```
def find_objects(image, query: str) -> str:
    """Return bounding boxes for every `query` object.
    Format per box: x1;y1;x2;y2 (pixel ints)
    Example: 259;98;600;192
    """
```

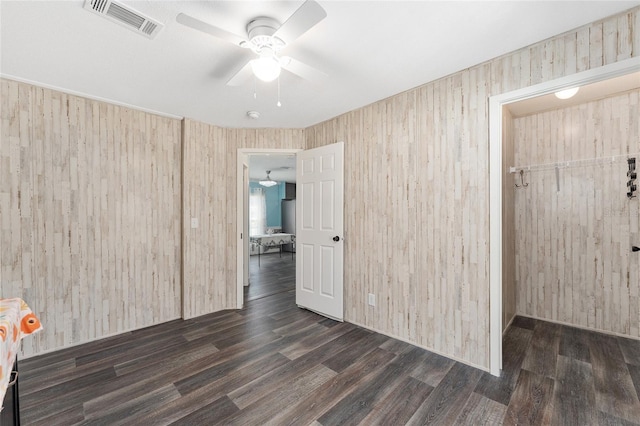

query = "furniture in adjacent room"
250;233;295;266
281;199;296;253
284;183;296;200
1;299;43;426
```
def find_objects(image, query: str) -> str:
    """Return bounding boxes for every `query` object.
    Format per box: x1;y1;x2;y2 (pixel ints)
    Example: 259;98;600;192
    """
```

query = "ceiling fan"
176;0;327;86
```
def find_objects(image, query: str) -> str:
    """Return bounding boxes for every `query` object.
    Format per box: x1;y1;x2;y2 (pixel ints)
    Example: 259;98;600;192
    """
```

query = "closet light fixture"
259;170;278;187
554;87;580;99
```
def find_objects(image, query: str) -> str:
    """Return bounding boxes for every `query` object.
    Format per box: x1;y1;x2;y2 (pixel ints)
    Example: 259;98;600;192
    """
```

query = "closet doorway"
488;57;640;376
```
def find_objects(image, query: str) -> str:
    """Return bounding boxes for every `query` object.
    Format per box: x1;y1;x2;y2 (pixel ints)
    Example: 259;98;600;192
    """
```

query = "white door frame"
236;148;303;309
243;163;250;287
488;56;640;376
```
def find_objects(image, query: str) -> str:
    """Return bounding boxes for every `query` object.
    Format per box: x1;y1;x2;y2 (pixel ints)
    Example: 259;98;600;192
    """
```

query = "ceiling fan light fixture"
554;87;580;99
176;1;327;87
259;180;278;187
259;170;278;187
251;56;281;82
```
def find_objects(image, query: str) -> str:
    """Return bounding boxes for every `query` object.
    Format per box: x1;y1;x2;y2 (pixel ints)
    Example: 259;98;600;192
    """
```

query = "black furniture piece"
1;357;20;426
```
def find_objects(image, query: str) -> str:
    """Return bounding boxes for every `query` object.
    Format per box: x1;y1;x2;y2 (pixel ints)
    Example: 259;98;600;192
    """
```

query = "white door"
296;142;344;321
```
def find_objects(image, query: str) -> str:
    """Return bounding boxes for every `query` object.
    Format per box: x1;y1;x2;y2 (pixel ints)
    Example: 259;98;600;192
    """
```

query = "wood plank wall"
181;120;305;319
514;88;640;338
181;120;229;319
0;79;182;357
305;7;639;369
502;108;516;331
2;7;638;368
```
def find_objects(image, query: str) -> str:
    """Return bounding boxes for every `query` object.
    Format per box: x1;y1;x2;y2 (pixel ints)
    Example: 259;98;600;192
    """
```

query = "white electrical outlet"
191;217;199;229
368;293;376;306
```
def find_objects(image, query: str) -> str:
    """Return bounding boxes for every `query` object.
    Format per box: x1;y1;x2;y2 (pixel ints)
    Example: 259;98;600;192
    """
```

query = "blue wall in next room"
250;181;285;228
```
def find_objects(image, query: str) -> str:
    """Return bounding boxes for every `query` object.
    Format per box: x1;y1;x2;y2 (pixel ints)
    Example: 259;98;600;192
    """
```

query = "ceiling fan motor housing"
175;0;327;85
246;17;285;52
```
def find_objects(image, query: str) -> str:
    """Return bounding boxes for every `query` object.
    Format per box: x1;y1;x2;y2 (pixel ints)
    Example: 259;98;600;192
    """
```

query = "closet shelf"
510;152;640;174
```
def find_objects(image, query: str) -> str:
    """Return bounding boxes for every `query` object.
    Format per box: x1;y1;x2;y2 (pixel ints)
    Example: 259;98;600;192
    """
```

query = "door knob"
333;236;340;242
633;246;640;252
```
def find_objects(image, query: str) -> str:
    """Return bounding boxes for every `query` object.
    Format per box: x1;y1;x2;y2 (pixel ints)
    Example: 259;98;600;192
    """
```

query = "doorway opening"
488;57;640;376
236;148;301;309
236;142;345;321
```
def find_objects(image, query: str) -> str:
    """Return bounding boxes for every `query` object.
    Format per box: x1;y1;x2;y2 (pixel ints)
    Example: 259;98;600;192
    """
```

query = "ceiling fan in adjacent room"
176;0;327;87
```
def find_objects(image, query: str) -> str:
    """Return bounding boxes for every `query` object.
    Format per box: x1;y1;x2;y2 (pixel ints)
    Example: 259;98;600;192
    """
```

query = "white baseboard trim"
514;312;640;341
347;318;490;374
19;315;183;359
503;313;517;336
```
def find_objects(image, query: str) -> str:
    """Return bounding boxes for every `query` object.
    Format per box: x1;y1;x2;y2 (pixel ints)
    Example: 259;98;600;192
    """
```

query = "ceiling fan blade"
273;0;327;45
280;57;327;82
226;61;254;86
176;13;247;47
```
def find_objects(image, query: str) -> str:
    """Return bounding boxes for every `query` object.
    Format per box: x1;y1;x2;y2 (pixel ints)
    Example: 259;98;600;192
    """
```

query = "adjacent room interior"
245;154;297;302
1;1;640;424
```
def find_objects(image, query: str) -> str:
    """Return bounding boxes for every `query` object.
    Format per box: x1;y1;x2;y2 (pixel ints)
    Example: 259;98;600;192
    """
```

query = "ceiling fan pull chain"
277;75;282;107
253;76;257;100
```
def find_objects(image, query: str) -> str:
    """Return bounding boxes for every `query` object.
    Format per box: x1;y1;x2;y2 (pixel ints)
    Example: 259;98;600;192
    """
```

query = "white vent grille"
84;0;163;39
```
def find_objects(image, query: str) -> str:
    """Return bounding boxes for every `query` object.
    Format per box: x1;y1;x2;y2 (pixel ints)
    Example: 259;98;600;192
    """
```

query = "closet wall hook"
628;157;637;199
515;170;529;188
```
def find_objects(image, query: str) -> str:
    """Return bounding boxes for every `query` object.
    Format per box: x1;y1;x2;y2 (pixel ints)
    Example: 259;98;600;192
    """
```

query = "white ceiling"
507;72;640;117
2;1;638;129
249;154;296;183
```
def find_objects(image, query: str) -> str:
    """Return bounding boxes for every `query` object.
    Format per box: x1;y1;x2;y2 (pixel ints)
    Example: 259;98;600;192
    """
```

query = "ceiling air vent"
84;0;163;39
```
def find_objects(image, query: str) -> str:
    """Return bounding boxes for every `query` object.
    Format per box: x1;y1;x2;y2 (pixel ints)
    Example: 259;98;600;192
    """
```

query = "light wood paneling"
0;79;182;357
514;89;640;338
181;120;229;319
305;7;638;369
181;122;305;319
3;7;638;368
503;108;517;331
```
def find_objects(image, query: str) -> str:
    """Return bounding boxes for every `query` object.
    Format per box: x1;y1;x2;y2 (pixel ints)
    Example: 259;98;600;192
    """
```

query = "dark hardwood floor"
244;251;296;302
16;257;640;425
